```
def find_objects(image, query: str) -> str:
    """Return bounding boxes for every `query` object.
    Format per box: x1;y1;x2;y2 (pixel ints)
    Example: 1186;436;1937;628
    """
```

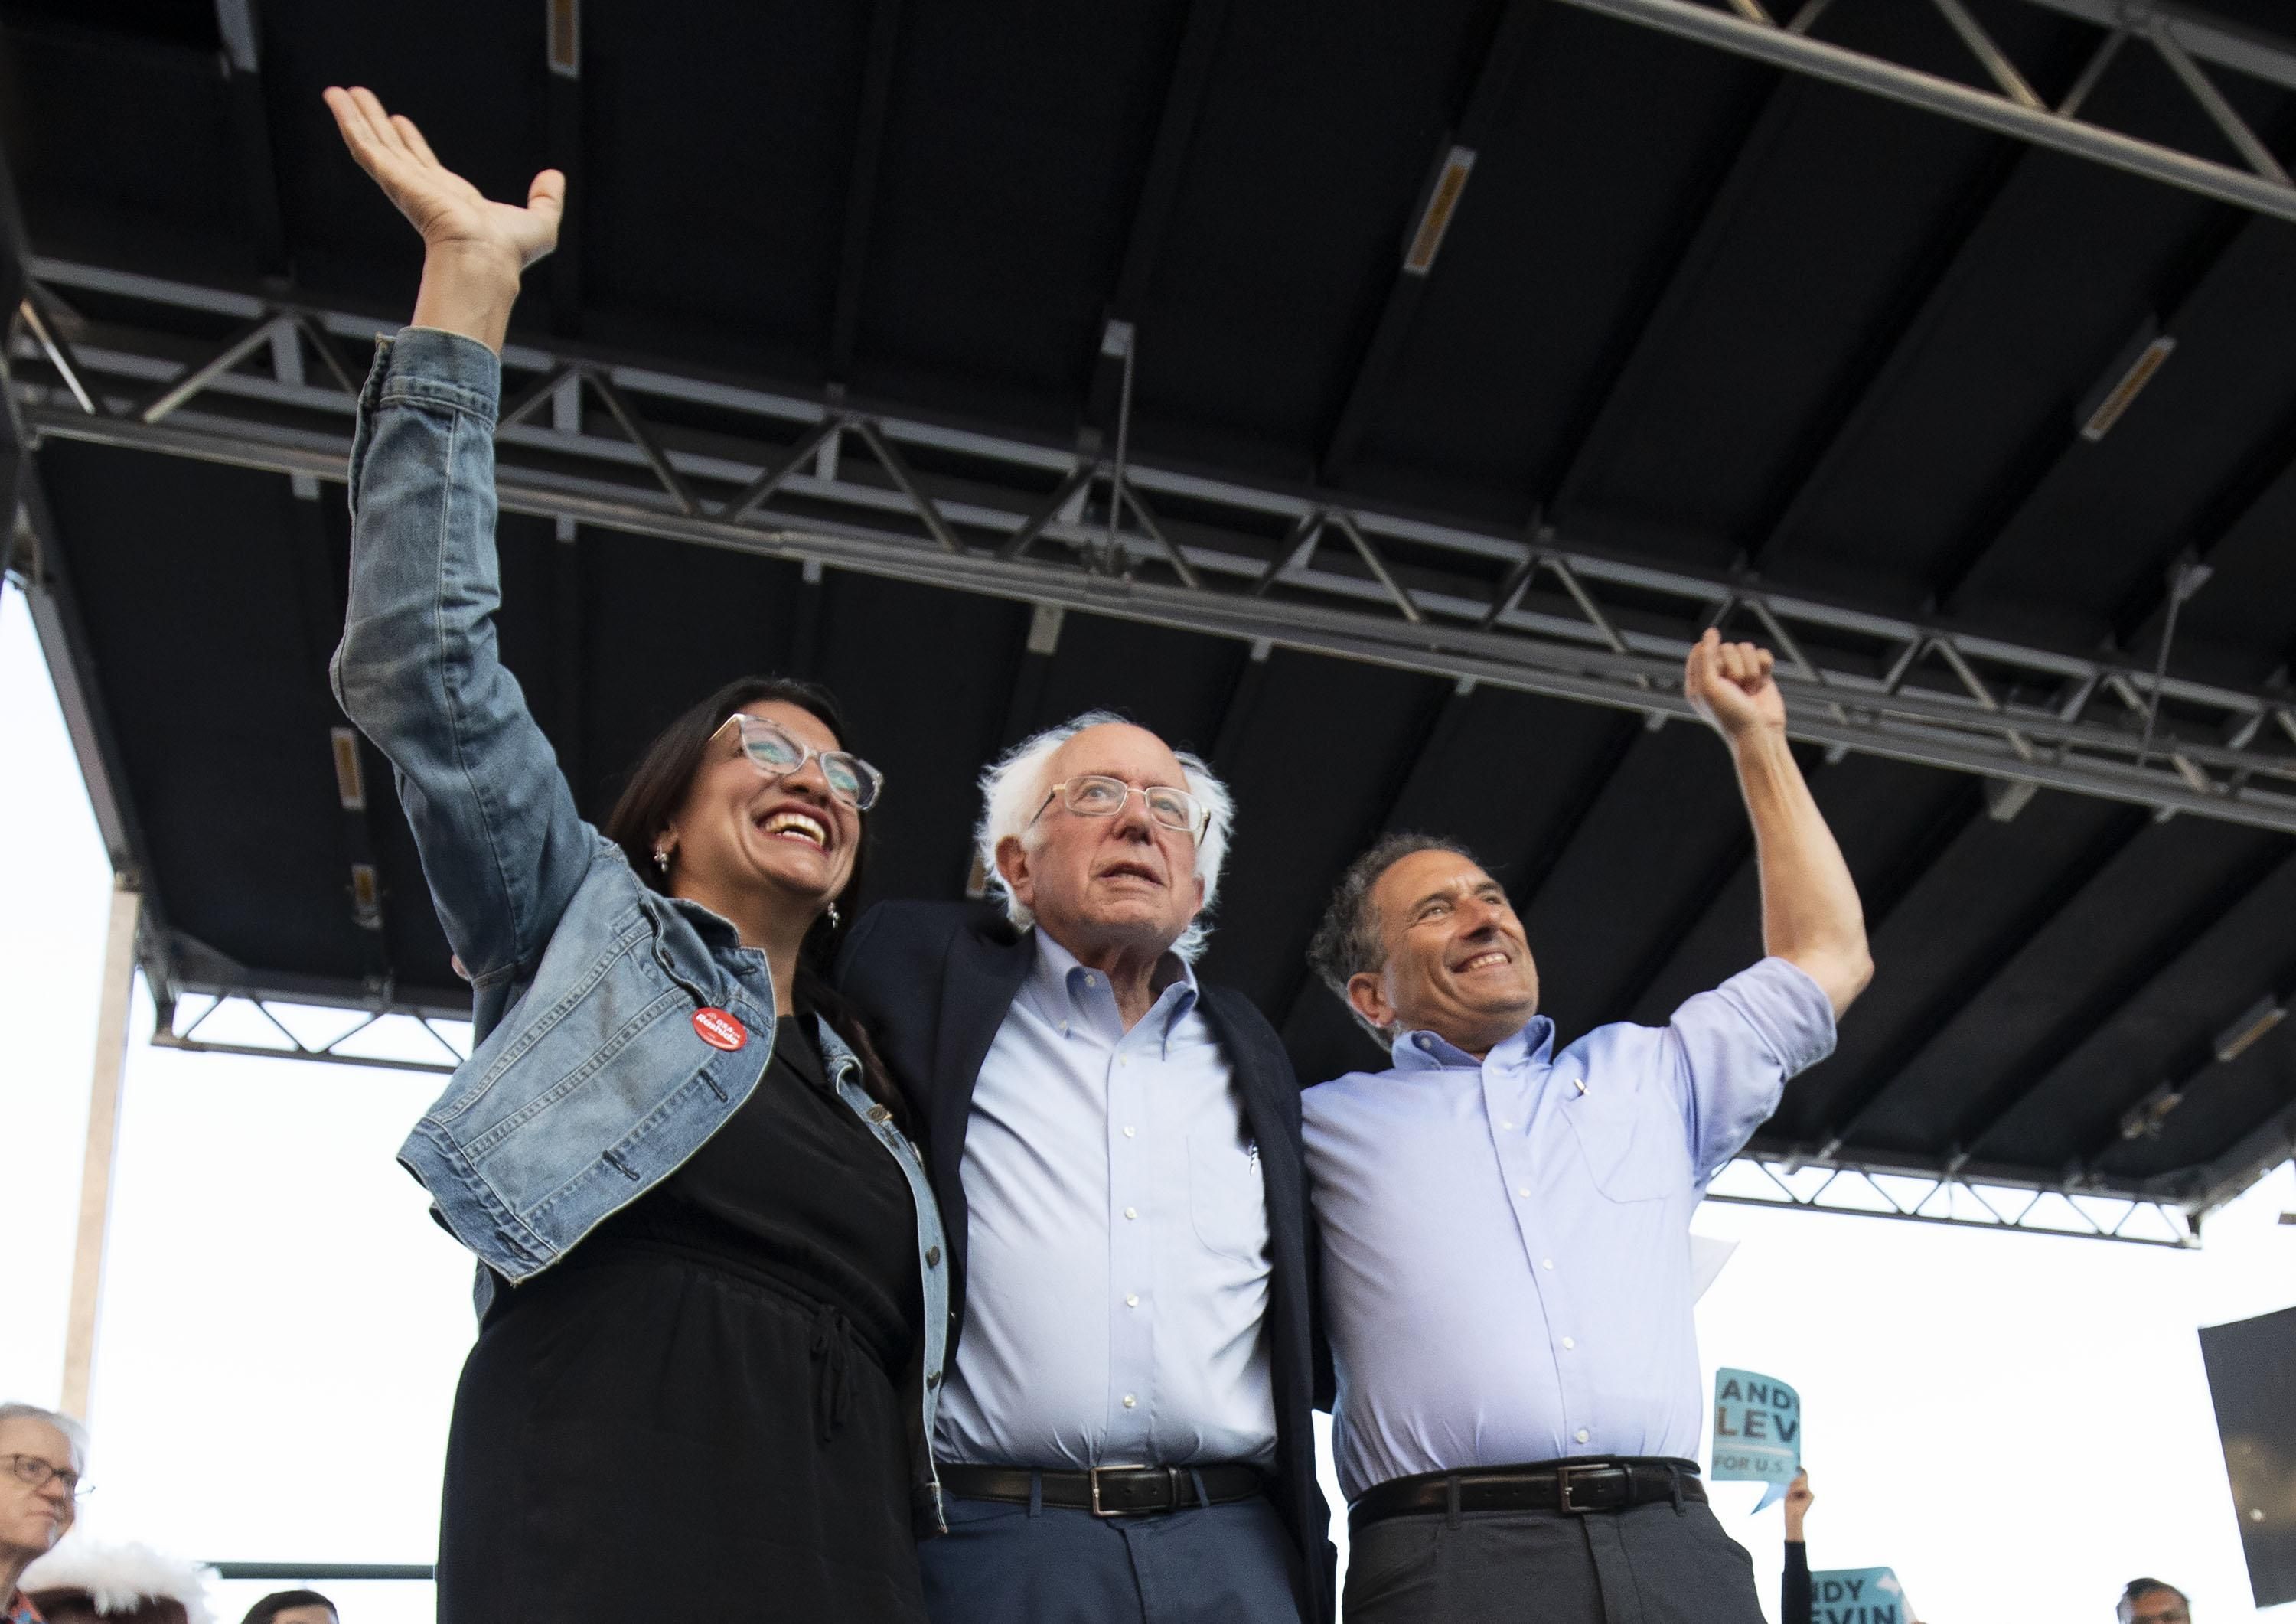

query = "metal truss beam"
1706;1154;2197;1246
152;990;469;1076
137;985;2212;1242
13;256;2296;838
1555;0;2296;223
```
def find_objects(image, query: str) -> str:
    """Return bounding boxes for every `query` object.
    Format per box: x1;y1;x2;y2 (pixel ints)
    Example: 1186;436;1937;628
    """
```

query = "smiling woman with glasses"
322;86;947;1624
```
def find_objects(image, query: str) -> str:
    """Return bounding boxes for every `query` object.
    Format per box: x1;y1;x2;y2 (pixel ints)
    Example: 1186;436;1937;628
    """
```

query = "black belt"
1351;1458;1705;1534
938;1462;1267;1518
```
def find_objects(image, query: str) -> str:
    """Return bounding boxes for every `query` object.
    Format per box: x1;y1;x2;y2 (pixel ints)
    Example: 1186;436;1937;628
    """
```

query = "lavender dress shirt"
1303;957;1835;1503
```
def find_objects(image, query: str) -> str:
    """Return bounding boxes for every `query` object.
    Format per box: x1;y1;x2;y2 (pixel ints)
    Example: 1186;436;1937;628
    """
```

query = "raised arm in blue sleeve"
1665;956;1838;1182
329;327;596;997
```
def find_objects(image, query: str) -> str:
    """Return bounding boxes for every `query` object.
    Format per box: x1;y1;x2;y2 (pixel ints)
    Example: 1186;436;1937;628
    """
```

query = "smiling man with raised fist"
1301;629;1874;1624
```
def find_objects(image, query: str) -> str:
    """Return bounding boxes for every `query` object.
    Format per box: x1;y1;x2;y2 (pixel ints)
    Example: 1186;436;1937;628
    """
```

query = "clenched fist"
1684;627;1786;743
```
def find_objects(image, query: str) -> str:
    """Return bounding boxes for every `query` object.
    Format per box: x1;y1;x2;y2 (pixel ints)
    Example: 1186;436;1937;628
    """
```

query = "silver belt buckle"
1088;1463;1127;1518
1557;1462;1606;1515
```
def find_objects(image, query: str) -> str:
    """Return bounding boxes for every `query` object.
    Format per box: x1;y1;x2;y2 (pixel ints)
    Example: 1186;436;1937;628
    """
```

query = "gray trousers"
919;1484;1303;1624
1342;1498;1763;1624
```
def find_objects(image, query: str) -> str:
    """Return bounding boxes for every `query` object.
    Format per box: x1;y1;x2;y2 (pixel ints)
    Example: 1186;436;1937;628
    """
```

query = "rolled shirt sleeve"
1665;956;1838;1182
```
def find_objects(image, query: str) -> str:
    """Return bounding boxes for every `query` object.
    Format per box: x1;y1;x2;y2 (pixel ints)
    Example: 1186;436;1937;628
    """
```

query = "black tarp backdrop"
2199;1303;2296;1609
3;0;2296;1217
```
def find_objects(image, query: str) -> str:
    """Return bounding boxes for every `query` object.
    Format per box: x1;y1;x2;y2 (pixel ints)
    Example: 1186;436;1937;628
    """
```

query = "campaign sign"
1809;1567;1913;1624
1711;1367;1799;1509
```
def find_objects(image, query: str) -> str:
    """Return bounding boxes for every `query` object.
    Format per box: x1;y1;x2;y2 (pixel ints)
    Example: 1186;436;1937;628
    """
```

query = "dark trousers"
1342;1498;1763;1624
919;1482;1303;1624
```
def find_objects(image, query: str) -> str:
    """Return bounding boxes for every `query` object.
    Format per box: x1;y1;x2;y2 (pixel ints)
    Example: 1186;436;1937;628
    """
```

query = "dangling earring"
827;902;842;929
653;845;671;874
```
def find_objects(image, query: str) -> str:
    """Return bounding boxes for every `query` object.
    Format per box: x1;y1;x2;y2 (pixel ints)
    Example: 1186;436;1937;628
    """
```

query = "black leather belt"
939;1462;1267;1518
1351;1458;1705;1534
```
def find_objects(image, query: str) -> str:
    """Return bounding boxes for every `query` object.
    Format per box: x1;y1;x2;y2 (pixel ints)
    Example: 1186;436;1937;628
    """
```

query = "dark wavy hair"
602;676;906;1130
1307;833;1482;1041
240;1595;336;1624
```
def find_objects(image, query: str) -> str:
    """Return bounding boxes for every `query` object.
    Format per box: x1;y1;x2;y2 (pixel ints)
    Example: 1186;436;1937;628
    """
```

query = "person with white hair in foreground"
839;713;1332;1624
2;1403;88;1623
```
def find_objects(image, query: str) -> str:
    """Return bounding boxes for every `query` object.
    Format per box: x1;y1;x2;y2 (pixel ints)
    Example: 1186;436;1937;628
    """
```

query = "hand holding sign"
1711;1367;1800;1512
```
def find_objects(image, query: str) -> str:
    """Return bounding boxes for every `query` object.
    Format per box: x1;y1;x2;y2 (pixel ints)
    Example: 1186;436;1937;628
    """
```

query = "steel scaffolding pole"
60;879;140;1422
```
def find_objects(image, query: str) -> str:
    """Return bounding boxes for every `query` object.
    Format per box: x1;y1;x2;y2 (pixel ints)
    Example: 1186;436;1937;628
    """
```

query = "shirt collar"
1031;928;1200;1031
1391;1013;1555;1072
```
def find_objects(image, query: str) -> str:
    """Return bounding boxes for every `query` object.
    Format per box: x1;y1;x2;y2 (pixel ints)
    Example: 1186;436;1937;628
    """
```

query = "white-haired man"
840;713;1331;1624
2;1404;87;1623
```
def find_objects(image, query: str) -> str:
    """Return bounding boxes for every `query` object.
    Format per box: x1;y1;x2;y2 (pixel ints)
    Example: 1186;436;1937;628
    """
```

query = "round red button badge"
692;1007;748;1051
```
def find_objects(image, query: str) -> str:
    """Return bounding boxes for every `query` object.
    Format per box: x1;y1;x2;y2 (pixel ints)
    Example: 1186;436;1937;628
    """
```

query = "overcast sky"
3;584;2290;1624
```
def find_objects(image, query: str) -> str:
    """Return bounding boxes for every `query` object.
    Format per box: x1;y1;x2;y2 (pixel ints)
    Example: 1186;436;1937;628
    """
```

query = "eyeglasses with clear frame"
1032;774;1208;840
712;715;885;810
5;1455;90;1500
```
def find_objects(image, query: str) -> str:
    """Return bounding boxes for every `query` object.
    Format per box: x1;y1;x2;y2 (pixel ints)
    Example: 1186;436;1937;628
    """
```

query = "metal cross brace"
11;258;2296;836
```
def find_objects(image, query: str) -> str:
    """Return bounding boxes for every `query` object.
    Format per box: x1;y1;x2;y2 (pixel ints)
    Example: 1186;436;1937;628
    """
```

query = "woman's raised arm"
325;89;595;1005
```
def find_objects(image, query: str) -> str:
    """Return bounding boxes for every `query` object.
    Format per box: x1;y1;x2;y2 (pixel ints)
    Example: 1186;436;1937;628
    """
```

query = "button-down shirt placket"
1087;963;1179;1459
1480;1055;1590;1449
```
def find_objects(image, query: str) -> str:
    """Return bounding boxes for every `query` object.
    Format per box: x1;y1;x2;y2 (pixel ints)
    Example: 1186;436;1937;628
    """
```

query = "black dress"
435;1016;927;1623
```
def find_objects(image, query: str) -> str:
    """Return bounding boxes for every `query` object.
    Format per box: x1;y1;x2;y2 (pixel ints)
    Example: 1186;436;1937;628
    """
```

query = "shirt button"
866;1104;891;1123
1576;1428;1590;1444
1124;1206;1138;1220
1117;1055;1130;1068
1123;1394;1137;1409
1518;1186;1531;1198
925;1247;941;1267
928;1370;942;1388
1417;1035;1433;1049
1561;1336;1576;1350
1084;973;1097;986
1541;1258;1554;1270
1499;1119;1515;1130
1059;1022;1070;1036
1124;1126;1137;1137
1126;1294;1140;1308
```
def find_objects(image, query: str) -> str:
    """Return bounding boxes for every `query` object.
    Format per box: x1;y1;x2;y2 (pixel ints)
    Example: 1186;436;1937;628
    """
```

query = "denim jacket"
330;327;947;1529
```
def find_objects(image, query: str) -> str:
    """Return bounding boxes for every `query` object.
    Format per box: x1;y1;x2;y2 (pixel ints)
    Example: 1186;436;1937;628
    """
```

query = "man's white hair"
0;1401;89;1473
974;709;1235;962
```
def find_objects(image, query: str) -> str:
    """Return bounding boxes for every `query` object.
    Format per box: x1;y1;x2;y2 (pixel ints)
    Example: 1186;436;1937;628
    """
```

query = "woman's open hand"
323;86;564;351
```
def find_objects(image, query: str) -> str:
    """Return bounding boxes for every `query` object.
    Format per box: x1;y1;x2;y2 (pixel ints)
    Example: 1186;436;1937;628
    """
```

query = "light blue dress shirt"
1302;957;1835;1504
934;931;1280;1469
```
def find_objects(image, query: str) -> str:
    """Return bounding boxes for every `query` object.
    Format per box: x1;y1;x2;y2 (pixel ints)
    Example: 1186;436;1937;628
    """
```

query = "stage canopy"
4;0;2295;1240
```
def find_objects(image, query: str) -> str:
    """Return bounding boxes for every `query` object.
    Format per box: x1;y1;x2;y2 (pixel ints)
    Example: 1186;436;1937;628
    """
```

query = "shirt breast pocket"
1558;1082;1681;1204
1187;1131;1270;1265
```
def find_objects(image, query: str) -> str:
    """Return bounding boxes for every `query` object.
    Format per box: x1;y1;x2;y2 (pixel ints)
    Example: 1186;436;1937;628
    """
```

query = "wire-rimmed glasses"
1033;774;1208;840
5;1455;91;1500
713;715;885;810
